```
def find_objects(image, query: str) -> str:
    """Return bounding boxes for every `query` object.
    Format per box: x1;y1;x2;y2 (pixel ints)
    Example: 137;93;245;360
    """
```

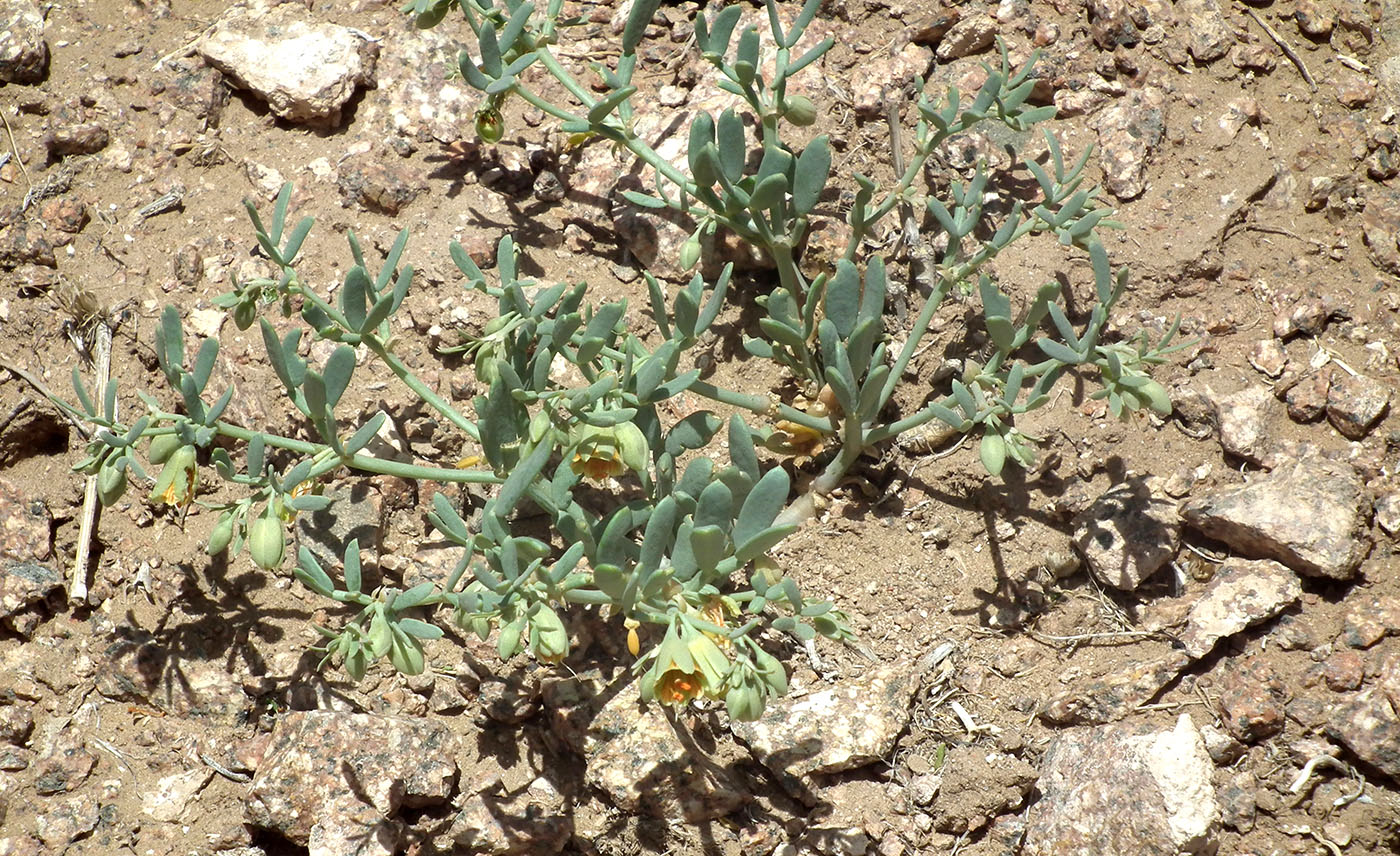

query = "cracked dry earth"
2;0;1400;854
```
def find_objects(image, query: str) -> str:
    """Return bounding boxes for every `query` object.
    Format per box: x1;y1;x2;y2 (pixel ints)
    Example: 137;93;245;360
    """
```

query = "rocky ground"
1;0;1400;854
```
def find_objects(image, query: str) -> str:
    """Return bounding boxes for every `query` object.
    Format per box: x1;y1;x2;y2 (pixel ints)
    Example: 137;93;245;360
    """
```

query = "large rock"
1326;683;1400;782
1177;559;1301;659
1040;653;1190;726
246;712;459;856
445;777;571;856
1093;87;1166;199
1072;478;1180;591
1180;460;1371;579
545;672;746;821
730;664;918;793
0;0;46;83
199;9;378;125
1024;715;1219;856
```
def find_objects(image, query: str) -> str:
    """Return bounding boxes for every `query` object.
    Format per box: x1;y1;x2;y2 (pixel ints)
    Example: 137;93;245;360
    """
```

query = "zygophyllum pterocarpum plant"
64;0;1181;720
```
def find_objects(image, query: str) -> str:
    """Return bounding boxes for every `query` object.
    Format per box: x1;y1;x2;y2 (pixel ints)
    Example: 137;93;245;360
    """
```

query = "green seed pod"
247;514;286;570
679;237;702;271
97;461;127;506
343;639;369;681
388;627;426;675
232;299;257;331
476;107;505;144
529;605;570;664
368;611;393;659
1138;379;1173;417
783;95;817;127
147;434;183;466
979;431;1007;476
725;679;765;721
206;511;236;556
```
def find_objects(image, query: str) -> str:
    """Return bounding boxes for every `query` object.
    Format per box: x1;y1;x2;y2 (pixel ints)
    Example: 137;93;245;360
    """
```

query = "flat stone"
42;122;108;157
0;562;61;634
445;777;571;856
854;42;933;117
1214;656;1286;742
1040;652;1190;726
1093;87;1166;200
246;711;458;856
1085;0;1147;49
1340;596;1400;648
1072;479;1181;591
1326;685;1400;782
928;747;1037;834
1282;367;1331;422
1247;340;1287;377
96;630;247;723
731;665;918;786
198;8;378;125
1216;770;1257;832
1180;459;1371;579
1361;188;1400;277
1326;372;1390;439
142;767;214;823
336;154;425;215
33;725;96;795
35;793;99;850
1024;714;1219;856
1177;559;1301;659
1376;494;1400;537
0;0;47;83
545;672;745;821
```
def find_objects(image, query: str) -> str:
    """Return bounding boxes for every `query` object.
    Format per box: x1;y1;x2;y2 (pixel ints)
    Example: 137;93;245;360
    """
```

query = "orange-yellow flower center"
571;450;625;481
657;669;703;704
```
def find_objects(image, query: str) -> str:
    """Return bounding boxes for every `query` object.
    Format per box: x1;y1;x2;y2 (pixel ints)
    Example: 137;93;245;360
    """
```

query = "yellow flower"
571;447;626;481
641;621;731;707
148;445;197;509
655;668;705;705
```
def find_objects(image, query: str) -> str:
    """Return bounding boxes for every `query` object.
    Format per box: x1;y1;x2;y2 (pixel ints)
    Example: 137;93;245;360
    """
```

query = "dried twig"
71;321;112;605
0;109;30;192
1242;6;1316;91
0;358;91;438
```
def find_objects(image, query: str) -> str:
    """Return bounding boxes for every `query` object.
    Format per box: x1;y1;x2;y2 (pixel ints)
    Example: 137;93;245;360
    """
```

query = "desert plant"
65;0;1179;720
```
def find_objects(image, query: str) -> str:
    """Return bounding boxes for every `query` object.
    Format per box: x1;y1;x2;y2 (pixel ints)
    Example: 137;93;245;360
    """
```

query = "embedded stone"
1326;685;1400;781
935;13;997;60
1247;339;1286;377
1214;657;1286;742
1205;385;1274;463
1093;87;1166;199
1180;460;1370;579
1040;653;1190;726
1181;0;1232;62
1178;559;1300;659
0;0;47;83
1325;372;1390;439
445;777;571;856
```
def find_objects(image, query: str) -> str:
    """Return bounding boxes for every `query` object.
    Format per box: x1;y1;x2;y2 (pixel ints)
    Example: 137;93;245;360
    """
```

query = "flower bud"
529;605;570;664
248;513;286;570
97;462;127;506
206;511;235;556
680;237;701;271
476;107;505;143
147;434;182;466
388;627;425;675
1138;379;1173;417
783;95;817;127
979;431;1007;476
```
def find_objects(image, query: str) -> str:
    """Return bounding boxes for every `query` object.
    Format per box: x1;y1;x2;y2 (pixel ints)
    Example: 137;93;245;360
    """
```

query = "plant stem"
363;336;480;442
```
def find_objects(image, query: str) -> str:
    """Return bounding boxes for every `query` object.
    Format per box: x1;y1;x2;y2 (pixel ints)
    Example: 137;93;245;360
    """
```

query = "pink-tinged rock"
1341;596;1400;648
1024;715;1219;856
1085;0;1148;49
1294;0;1334;37
1323;650;1365;692
246;712;458;856
1280;366;1331;422
0;0;47;83
445;777;571;855
1177;559;1300;659
199;9;378;126
370;18;477;144
1180;459;1371;579
0;477;51;562
732;665;918;785
1093;87;1166;199
1072;479;1181;591
1326;372;1390;439
96;630;248;723
34;794;99;850
1376;494;1400;537
1335;70;1376;108
1326;685;1400;782
1214;657;1286;742
854;42;933;117
0;562;61;636
1361;188;1400;276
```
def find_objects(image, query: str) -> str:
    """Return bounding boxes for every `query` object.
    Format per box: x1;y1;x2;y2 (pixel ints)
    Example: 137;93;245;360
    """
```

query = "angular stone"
1323;649;1365;692
1361;188;1400;277
1093;87;1166;200
1181;460;1371;579
445;777;571;856
1024;715;1219;856
731;665;918;785
1214;657;1286;742
142;767;214;823
929;746;1037;834
1177;559;1301;659
336;155;425;215
935;14;997;60
1294;0;1334;37
42;122;108;157
1247;339;1286;377
1282;367;1331;422
1072;479;1181;591
246;712;458;856
0;0;47;83
0;561;61;632
35;794;99;850
369;18;478;144
1376;494;1400;537
1181;0;1232;62
1205;385;1273;463
1326;686;1400;781
1341;596;1400;648
546;673;745;821
1086;0;1146;49
1040;653;1190;726
1326;372;1390;439
198;9;378;125
33;725;96;795
853;43;932;118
